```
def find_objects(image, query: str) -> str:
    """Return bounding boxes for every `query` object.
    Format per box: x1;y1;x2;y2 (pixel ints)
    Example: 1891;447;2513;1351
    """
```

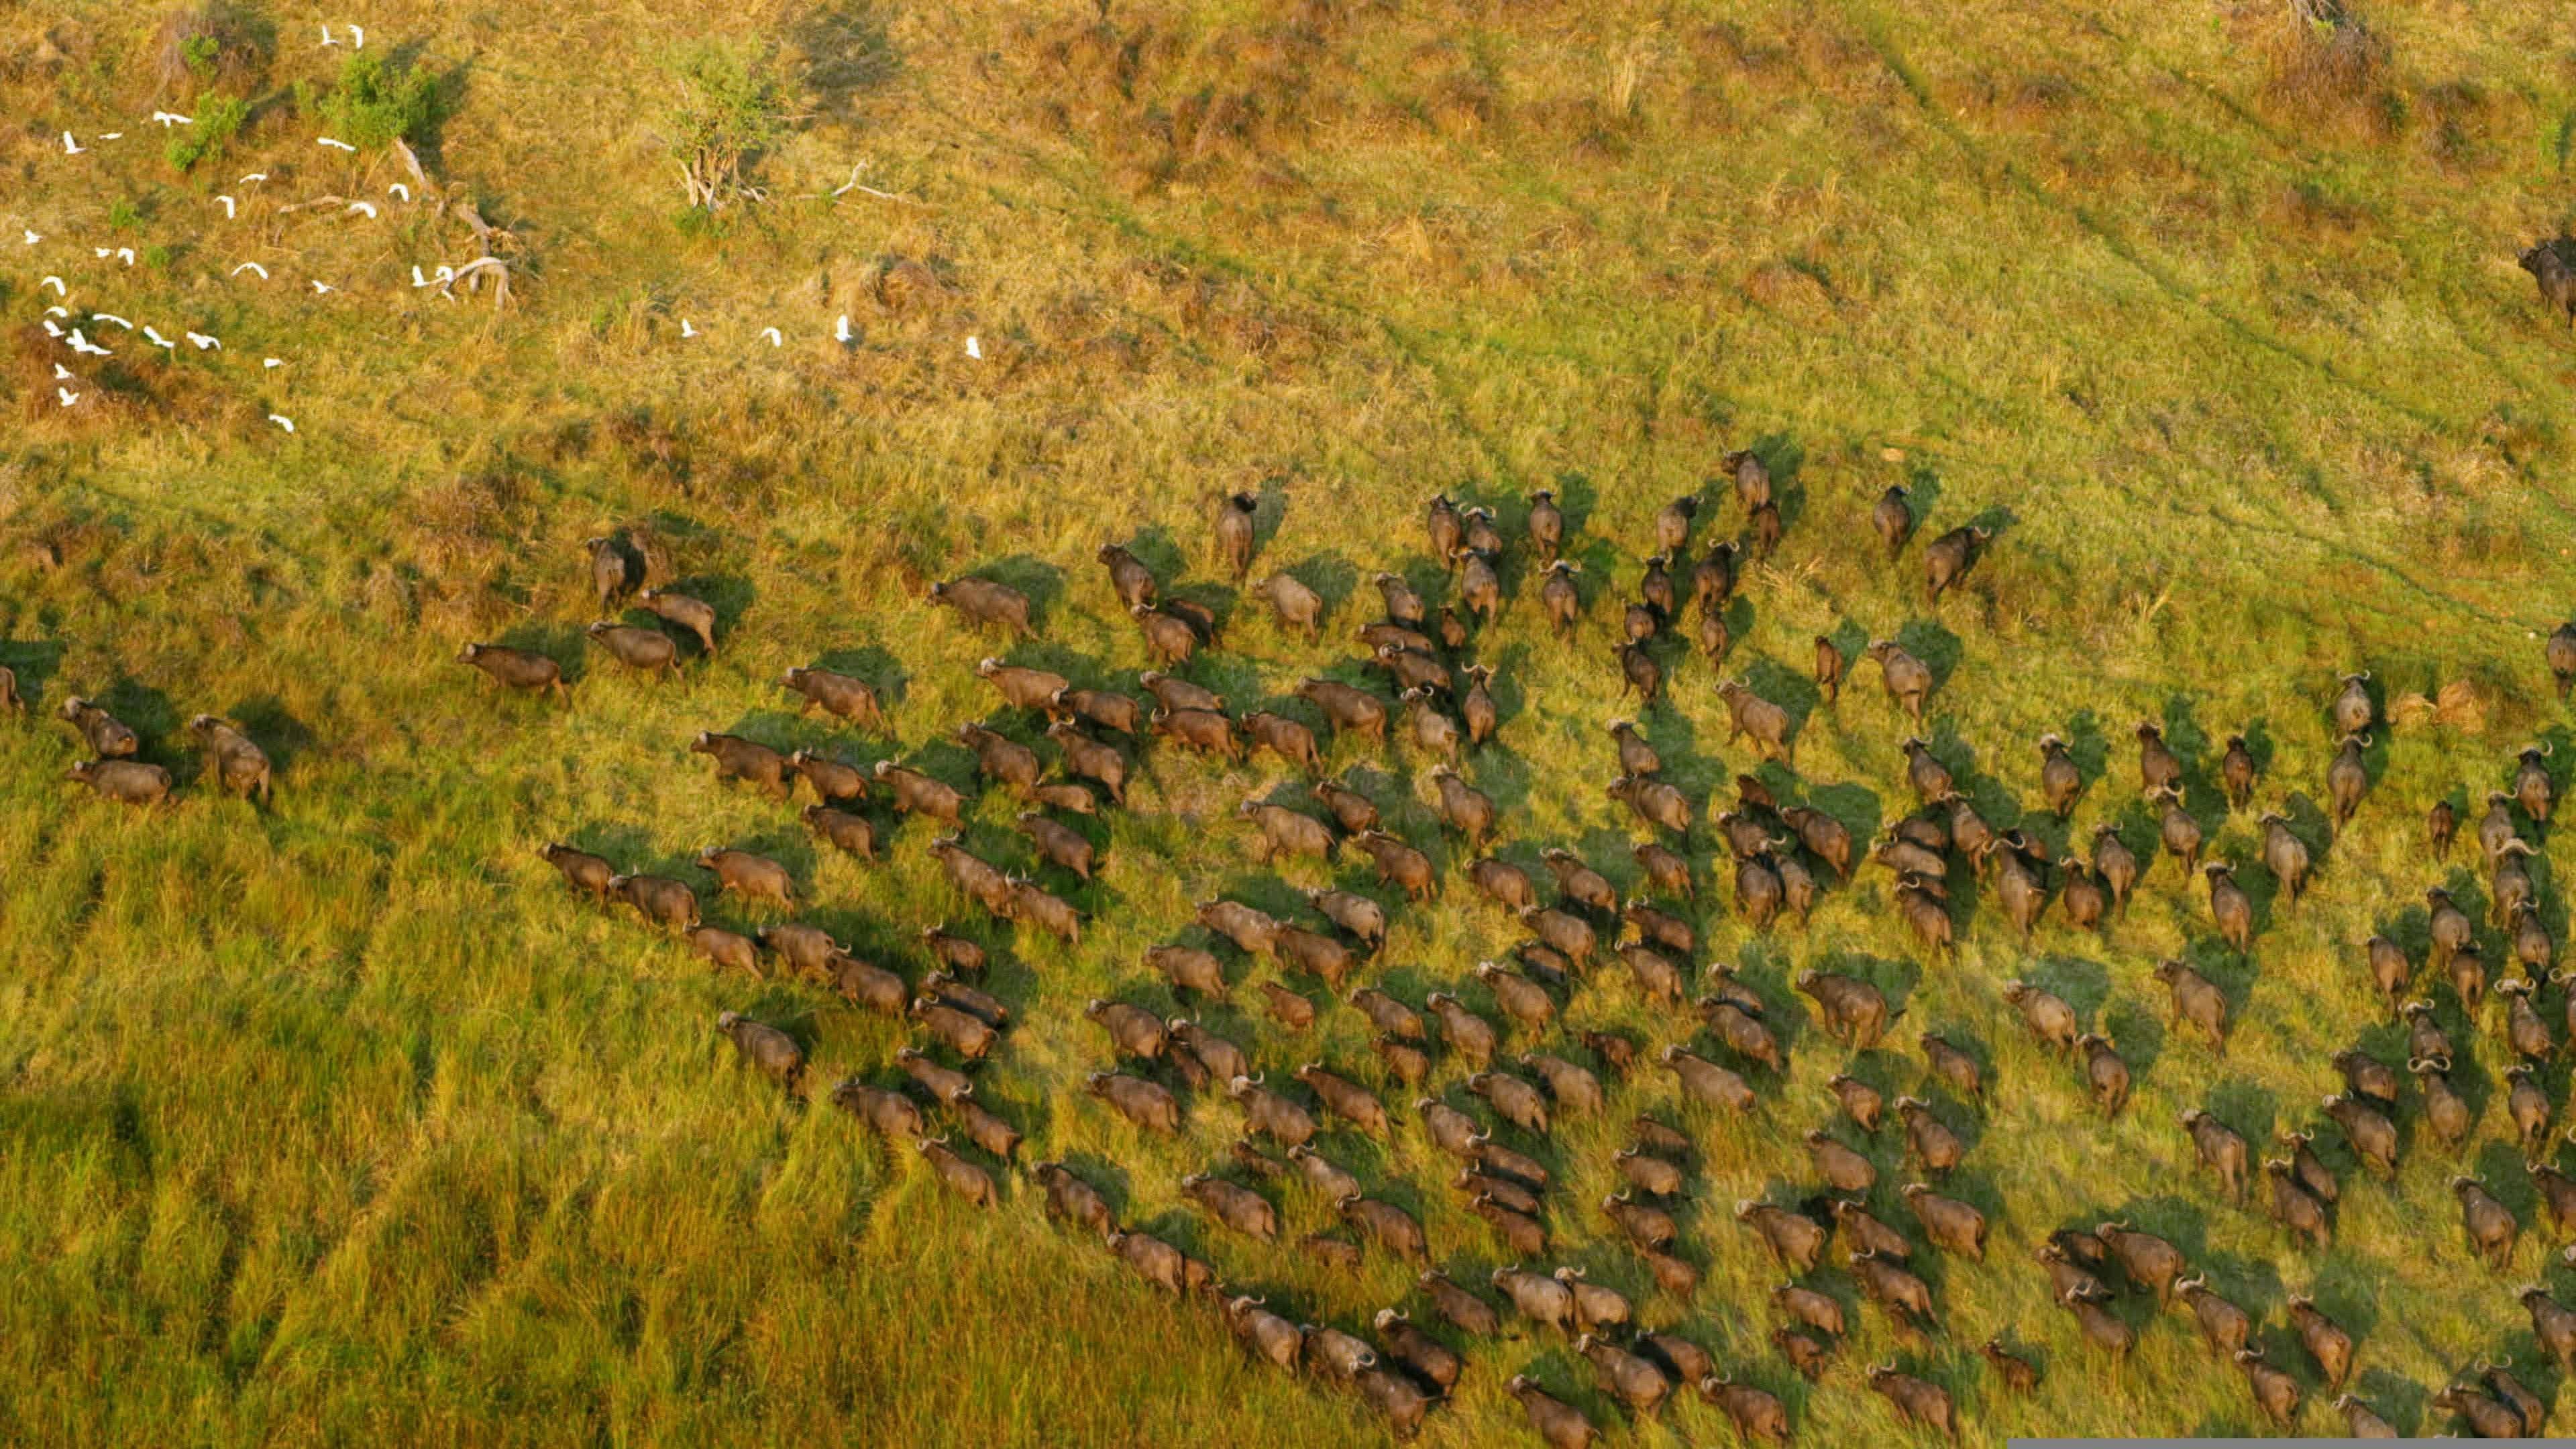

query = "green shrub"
309;52;439;150
659;41;786;213
164;94;248;172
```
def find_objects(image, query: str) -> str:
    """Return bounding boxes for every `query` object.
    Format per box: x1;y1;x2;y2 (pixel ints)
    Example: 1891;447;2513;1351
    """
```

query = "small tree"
299;51;439;150
660;42;787;211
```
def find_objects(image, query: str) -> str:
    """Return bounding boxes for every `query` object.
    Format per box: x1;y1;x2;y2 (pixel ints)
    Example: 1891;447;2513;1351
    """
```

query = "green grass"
6;0;2576;1442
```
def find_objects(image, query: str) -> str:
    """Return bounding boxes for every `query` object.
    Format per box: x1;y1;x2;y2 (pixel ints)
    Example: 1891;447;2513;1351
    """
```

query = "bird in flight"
58;387;78;408
41;319;61;337
238;172;268;184
21;229;39;245
761;327;784;347
144;325;176;350
217;195;235;219
40;275;66;294
317;137;358;152
318;23;338;44
965;335;983;360
67;329;110;357
347;201;378;218
268;414;296;433
264;358;284;369
152;111;193;127
61;132;84;155
349;24;366;47
836;315;853;343
681;319;700;338
231;261;269;280
311;280;335;294
53;364;72;380
388;182;411;202
186;331;221;350
90;312;133;329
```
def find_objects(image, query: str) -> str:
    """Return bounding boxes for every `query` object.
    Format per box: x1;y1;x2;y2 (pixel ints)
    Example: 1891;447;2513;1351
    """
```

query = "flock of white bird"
24;21;980;440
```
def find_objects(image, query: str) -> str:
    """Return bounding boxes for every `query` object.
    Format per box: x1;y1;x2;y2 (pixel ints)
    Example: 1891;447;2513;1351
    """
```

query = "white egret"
264;358;284;368
965;335;983;360
268;414;295;432
91;313;132;329
54;364;72;380
411;265;427;287
99;133;122;141
346;200;377;218
760;327;783;346
58;387;78;407
217;195;235;219
40;275;66;294
44;305;68;318
317;137;357;152
42;319;60;337
114;248;134;266
61;132;84;155
237;172;268;184
680;319;700;338
388;182;411;201
186;331;221;350
152;111;194;127
68;329;109;356
144;326;175;350
835;314;853;343
231;261;268;279
318;22;337;44
349;24;366;47
311;279;335;294
21;229;38;245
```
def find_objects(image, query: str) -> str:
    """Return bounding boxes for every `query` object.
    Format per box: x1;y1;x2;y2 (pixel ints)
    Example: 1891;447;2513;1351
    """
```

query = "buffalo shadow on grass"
811;643;909;708
2354;1365;2428;1434
0;638;65;712
495;621;588;686
1744;431;1807;529
971;555;1067;627
2204;1077;2279;1146
224;694;317;775
661;572;756;648
2023;955;2111;1030
2061;706;2112;798
1740;655;1822;747
1888;619;1964;697
2100;996;2165;1082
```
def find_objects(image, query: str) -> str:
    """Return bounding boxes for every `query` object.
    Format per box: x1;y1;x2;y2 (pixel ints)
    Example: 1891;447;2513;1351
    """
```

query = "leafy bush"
659;42;787;212
164;94;248;172
303;52;439;150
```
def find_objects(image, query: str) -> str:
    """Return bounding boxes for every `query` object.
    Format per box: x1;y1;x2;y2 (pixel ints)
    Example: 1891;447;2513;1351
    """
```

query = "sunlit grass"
5;0;2576;1441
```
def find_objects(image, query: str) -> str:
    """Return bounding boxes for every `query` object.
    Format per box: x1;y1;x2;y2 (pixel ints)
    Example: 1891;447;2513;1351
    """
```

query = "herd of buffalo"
31;458;2576;1442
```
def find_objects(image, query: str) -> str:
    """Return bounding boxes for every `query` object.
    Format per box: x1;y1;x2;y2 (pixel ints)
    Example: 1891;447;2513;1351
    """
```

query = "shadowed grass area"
6;0;2576;1442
